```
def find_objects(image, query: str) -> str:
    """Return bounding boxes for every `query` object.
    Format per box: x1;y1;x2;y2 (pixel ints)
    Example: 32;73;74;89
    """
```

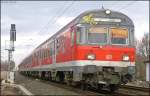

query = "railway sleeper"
19;70;121;92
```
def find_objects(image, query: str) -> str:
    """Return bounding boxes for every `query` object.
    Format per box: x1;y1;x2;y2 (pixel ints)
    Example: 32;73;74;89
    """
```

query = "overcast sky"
1;1;149;66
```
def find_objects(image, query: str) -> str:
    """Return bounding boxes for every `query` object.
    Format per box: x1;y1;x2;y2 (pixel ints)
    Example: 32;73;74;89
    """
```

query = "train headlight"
87;54;95;60
123;55;129;61
105;9;111;15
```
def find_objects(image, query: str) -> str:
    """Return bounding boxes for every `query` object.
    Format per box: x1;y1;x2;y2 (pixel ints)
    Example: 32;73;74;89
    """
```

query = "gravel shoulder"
1;84;23;95
14;72;79;95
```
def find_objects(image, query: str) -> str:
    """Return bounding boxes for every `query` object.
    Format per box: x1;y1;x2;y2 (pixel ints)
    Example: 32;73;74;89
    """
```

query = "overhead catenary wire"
38;1;139;37
38;1;75;36
38;1;68;34
118;1;137;11
54;1;76;24
31;1;75;52
109;1;120;9
48;1;75;28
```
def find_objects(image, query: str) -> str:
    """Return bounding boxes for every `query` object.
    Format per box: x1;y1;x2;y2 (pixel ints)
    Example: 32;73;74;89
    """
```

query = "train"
18;9;135;92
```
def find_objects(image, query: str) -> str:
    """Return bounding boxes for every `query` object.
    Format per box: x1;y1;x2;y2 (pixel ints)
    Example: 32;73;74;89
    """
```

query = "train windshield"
76;26;129;45
76;26;107;45
88;27;107;44
110;28;128;44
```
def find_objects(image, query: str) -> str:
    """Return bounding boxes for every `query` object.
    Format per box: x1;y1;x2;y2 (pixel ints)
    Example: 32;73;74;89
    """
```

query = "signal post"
5;24;16;83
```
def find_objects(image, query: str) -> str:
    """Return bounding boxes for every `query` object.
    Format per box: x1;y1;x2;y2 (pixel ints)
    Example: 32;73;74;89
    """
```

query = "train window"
45;50;47;58
42;50;44;58
111;28;128;44
43;50;45;58
76;27;87;44
45;50;46;58
36;52;38;58
76;27;81;43
50;43;53;56
46;50;47;58
40;50;42;59
40;50;41;58
47;49;49;57
37;51;39;58
41;50;43;59
47;50;49;57
42;50;43;58
50;49;52;56
34;53;36;58
49;41;54;56
41;50;42;58
44;50;46;58
88;27;107;44
71;31;74;46
62;42;65;53
56;39;59;54
38;50;40;58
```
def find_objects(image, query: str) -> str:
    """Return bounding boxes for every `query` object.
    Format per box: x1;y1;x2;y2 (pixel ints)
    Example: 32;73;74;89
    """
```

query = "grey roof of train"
20;9;134;63
35;9;134;49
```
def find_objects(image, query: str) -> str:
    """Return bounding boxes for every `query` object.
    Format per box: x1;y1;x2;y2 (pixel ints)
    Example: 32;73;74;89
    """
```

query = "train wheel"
71;82;79;87
48;72;52;81
66;80;72;86
109;84;119;92
64;71;73;85
41;71;45;80
98;84;104;90
80;80;88;90
38;72;42;79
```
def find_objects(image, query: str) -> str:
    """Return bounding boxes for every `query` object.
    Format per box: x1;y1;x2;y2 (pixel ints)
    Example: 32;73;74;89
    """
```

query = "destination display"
89;27;107;33
94;18;121;22
111;28;128;38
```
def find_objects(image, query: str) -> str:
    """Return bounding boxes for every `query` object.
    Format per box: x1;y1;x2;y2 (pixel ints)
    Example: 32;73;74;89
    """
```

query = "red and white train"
18;9;135;91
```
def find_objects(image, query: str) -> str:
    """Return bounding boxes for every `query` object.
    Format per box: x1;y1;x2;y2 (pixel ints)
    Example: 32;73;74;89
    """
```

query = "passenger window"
71;30;74;46
111;28;128;44
50;48;52;56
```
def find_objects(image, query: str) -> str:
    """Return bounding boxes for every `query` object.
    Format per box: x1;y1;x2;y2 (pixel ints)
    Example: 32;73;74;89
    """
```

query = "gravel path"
1;85;23;95
14;72;79;95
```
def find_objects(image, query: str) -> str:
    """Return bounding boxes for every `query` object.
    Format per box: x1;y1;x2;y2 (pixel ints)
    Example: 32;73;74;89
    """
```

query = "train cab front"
74;26;135;91
73;13;135;91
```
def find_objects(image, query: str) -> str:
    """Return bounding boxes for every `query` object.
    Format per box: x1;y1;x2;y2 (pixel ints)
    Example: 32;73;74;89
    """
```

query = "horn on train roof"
101;5;104;9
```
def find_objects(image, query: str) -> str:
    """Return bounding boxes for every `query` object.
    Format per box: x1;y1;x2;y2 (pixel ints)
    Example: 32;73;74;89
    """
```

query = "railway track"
16;72;149;95
121;85;149;92
15;72;105;95
38;79;105;96
20;75;117;95
39;78;150;96
118;85;150;95
33;77;150;96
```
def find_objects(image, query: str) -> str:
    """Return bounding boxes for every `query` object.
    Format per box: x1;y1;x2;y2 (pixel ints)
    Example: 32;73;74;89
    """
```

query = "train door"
35;52;39;66
52;40;56;64
32;55;34;67
71;26;75;60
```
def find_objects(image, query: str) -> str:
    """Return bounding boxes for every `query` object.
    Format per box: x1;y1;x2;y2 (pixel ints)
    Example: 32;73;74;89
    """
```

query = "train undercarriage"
20;65;134;92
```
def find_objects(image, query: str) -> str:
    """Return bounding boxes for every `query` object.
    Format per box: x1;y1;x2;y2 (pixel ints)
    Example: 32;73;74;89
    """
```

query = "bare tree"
135;32;149;80
136;33;149;59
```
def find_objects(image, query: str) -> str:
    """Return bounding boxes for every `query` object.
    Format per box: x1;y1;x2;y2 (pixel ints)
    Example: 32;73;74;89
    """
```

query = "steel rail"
120;85;150;92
